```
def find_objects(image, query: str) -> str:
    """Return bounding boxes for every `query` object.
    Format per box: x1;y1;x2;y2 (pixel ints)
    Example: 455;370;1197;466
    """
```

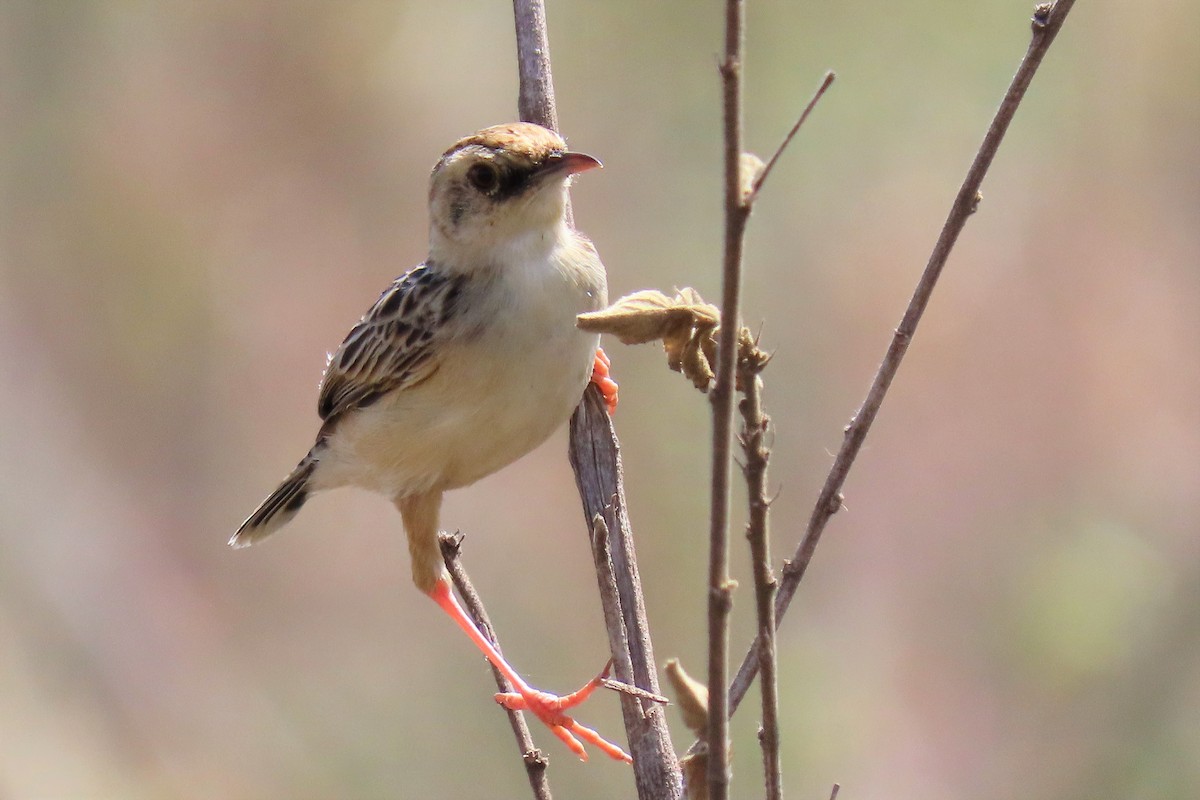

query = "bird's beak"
540;151;603;178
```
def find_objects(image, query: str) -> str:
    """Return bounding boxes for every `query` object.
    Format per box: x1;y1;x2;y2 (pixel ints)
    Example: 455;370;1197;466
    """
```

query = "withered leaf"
578;287;768;394
663;658;709;737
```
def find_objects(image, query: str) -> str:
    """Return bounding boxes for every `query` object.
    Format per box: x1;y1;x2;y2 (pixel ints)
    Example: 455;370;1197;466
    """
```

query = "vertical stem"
724;0;1081;719
709;1;748;798
511;0;560;130
511;1;681;796
511;0;574;226
739;373;782;800
569;389;682;799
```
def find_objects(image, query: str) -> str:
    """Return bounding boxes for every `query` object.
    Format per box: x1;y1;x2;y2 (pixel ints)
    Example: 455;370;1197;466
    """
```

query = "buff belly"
314;325;598;498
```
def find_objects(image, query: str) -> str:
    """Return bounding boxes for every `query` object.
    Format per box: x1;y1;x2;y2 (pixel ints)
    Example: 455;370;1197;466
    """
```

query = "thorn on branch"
438;530;465;559
756;724;779;749
710;580;737;613
601;676;670;706
1032;2;1053;28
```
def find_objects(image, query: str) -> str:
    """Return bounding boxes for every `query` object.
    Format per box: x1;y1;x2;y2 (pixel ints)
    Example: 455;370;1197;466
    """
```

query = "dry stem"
570;389;681;798
439;533;552;800
726;0;1081;716
504;2;680;796
747;71;835;205
707;1;749;798
738;367;782;800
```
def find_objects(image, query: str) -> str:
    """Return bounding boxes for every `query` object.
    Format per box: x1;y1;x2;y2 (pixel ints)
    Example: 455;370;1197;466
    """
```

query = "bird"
231;122;627;763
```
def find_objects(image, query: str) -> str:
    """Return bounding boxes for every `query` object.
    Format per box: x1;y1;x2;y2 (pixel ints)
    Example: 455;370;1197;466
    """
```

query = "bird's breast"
319;237;605;497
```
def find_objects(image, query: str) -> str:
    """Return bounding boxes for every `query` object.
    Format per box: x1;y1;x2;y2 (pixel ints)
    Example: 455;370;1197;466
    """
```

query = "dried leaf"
578;288;723;391
679;335;713;390
577;290;692;345
664;658;709;736
577;287;770;393
680;748;709;800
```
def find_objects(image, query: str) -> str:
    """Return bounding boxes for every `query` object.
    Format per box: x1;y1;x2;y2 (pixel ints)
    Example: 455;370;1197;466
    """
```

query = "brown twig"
511;0;560;133
511;4;680;796
439;533;552;800
734;54;836;800
746;70;835;205
726;0;1080;717
738;366;782;800
707;1;748;798
511;0;575;227
601;676;670;707
570;389;682;798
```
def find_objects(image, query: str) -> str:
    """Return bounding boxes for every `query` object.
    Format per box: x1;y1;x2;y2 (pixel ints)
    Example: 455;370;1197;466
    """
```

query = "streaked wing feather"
318;263;464;421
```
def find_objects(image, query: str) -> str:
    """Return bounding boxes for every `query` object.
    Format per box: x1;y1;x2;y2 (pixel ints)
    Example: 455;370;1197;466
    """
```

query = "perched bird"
232;123;626;762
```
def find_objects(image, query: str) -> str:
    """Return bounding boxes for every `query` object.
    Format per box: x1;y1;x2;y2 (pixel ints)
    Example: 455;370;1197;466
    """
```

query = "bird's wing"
317;263;465;422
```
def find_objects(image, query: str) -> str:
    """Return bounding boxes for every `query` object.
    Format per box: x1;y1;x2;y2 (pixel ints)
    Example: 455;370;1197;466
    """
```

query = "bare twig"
601;676;670;706
570;389;682;798
738;367;782;800
726;0;1080;717
512;4;680;797
707;1;749;798
511;0;576;228
511;0;560;133
439;533;552;800
746;70;835;205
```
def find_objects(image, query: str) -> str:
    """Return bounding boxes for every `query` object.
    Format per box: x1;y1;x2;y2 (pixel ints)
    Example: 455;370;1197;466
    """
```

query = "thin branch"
511;0;560;132
602;677;670;706
512;4;680;797
511;0;576;227
570;389;682;798
726;0;1080;716
707;0;748;798
746;70;835;205
439;533;552;800
587;513;639;708
738;367;782;800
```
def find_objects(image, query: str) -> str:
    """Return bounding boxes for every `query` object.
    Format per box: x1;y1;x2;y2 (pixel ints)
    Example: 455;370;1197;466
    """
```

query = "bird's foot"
590;348;619;415
495;661;632;763
428;578;631;764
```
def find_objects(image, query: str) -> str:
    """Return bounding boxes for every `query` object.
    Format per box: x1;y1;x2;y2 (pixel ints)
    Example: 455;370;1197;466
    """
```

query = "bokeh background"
2;1;1198;798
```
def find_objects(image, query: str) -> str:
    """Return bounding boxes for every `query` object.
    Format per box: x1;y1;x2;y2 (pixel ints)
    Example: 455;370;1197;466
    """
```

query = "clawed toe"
590;348;619;415
493;663;631;763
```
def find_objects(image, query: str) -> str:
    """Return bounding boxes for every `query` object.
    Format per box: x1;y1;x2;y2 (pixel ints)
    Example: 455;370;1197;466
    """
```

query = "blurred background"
2;1;1197;798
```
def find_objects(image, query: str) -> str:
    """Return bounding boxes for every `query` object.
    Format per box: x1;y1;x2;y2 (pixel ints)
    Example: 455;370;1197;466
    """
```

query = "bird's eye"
467;162;499;194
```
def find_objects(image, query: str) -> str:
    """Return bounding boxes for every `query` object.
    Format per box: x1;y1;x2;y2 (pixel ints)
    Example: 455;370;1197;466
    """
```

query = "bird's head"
427;123;601;264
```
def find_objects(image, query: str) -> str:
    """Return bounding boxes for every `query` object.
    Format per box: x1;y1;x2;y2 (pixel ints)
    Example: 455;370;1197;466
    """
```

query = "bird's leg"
428;576;632;763
590;348;619;415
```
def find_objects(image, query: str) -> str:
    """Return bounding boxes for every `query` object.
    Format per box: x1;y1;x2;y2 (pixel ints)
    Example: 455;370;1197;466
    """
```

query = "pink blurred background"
1;2;1197;798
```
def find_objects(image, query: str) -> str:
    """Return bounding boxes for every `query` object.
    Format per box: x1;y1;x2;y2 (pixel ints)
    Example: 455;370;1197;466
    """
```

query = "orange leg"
590;348;619;415
429;577;632;763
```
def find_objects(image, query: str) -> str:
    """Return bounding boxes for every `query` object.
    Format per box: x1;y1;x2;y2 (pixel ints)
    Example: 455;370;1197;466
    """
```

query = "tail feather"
230;457;318;548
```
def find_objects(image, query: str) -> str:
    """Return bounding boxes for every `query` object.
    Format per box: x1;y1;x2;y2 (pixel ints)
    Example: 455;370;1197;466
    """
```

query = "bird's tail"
230;457;318;548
